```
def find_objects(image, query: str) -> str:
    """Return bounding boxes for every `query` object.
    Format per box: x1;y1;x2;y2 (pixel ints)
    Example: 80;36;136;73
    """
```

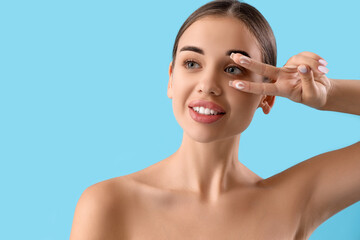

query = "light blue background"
1;0;359;239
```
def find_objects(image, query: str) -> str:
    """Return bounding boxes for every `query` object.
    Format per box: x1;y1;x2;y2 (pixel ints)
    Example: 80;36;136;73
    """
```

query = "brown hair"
171;0;277;81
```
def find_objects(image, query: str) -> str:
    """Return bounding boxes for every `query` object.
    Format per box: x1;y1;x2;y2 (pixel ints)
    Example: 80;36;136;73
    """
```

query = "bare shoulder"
69;176;135;240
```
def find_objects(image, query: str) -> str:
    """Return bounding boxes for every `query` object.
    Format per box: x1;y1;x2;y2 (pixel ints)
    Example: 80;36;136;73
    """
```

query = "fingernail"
318;65;329;74
229;80;233;86
235;82;245;90
230;53;235;59
239;56;250;65
298;65;307;74
319;59;328;66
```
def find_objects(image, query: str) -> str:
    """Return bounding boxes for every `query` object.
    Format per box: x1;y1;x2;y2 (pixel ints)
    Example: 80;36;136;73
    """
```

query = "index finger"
230;53;280;80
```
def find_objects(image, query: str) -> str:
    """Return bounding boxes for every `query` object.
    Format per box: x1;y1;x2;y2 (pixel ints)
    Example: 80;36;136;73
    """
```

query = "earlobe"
261;102;270;114
260;95;275;114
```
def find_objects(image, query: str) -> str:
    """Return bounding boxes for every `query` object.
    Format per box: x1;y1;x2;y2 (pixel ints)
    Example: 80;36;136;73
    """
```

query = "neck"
166;132;255;202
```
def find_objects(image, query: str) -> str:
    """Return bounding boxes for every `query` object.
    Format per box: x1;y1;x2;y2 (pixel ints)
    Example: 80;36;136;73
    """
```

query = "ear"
167;61;173;99
258;95;275;114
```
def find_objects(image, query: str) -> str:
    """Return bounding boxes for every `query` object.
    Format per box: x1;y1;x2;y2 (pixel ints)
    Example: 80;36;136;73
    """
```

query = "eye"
225;66;244;75
183;60;200;69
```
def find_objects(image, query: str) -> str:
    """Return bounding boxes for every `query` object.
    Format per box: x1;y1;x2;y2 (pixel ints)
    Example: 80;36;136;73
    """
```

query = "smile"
188;107;226;124
191;106;224;115
188;99;226;124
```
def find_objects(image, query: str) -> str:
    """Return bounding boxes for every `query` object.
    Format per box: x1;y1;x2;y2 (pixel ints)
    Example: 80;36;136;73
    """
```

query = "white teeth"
192;106;220;115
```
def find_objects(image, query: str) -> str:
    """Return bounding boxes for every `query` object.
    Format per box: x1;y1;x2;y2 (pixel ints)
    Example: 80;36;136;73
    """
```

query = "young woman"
70;1;360;239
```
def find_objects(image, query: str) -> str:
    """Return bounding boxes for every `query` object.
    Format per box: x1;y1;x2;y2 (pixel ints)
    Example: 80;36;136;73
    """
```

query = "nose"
197;68;222;96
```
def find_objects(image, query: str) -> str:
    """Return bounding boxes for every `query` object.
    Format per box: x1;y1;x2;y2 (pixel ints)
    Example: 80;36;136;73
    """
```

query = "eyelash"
182;59;199;69
182;59;245;75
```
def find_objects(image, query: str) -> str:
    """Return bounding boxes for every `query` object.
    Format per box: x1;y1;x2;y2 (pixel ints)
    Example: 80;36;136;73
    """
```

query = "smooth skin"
70;16;360;240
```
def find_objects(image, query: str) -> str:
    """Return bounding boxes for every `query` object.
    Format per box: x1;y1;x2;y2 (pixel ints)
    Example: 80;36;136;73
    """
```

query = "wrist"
317;78;336;111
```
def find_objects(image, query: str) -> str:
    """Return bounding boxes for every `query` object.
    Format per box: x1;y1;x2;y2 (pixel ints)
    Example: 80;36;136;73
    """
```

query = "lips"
188;99;226;113
189;107;225;124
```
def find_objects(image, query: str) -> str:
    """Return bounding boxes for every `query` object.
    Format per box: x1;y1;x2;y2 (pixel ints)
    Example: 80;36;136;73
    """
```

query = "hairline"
172;14;262;69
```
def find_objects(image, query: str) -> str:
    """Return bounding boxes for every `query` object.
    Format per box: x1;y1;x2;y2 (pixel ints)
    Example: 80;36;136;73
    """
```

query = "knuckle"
261;84;267;95
289;55;298;62
275;68;281;79
247;82;253;92
301;72;312;80
289;55;301;63
301;51;321;60
311;62;320;71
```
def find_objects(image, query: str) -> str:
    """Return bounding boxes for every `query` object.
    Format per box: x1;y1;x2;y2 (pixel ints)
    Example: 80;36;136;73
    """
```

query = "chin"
183;126;234;143
173;108;251;143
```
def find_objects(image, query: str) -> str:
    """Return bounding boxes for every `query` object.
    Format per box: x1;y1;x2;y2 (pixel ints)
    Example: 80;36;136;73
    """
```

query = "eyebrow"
179;45;251;58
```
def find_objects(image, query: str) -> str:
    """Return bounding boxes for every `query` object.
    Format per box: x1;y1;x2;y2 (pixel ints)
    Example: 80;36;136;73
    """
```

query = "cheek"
171;75;193;112
227;91;261;131
229;89;261;111
171;70;196;97
227;70;264;116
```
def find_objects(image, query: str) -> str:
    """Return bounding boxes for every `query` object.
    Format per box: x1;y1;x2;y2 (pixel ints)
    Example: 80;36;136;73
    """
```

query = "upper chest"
117;185;307;240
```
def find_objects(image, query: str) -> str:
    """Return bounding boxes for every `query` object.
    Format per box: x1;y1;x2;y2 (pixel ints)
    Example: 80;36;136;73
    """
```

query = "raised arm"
298;141;360;229
229;51;360;232
318;78;360;115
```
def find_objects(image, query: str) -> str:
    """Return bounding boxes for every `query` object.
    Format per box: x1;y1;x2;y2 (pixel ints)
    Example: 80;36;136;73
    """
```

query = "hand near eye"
229;51;332;110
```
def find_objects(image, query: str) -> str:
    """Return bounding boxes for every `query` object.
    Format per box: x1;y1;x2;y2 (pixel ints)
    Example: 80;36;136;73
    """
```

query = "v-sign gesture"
229;51;332;110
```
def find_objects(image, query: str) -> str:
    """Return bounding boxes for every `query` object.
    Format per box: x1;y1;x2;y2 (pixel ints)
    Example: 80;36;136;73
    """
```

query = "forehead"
177;16;262;61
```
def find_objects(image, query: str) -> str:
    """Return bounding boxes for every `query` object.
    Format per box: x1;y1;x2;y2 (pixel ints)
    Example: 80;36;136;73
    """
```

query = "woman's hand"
229;51;333;110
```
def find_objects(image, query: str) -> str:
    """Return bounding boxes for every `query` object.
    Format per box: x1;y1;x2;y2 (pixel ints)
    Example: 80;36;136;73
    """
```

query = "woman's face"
168;16;272;143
